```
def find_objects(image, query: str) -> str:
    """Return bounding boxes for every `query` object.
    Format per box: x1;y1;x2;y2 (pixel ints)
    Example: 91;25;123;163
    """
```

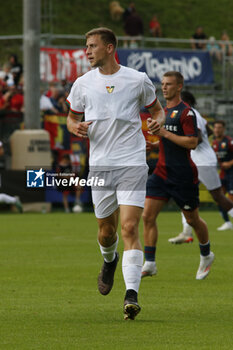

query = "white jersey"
190;108;217;166
67;65;156;167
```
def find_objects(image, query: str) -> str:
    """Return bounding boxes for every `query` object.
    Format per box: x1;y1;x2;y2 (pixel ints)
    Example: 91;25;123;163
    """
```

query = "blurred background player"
0;140;22;213
0;193;23;213
213;120;233;230
56;153;83;213
169;92;233;243
56;153;73;213
142;72;214;280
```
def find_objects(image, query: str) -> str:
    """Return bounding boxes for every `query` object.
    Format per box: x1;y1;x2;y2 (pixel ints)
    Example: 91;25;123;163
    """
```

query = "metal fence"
1;33;233;133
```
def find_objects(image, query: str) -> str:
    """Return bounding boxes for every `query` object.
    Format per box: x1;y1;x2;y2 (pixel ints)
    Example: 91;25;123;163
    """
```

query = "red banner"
40;47;91;82
40;47;120;82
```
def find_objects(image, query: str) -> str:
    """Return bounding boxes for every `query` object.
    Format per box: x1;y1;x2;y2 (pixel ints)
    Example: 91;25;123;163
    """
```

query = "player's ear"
178;84;183;92
107;43;114;54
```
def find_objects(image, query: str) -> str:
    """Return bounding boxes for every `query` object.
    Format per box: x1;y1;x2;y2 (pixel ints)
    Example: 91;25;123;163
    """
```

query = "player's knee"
210;191;221;203
121;220;138;238
99;222;116;239
185;216;196;227
142;211;155;226
186;215;203;228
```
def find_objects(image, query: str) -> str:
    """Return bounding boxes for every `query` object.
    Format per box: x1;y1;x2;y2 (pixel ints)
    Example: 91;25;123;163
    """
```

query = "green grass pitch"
0;211;232;350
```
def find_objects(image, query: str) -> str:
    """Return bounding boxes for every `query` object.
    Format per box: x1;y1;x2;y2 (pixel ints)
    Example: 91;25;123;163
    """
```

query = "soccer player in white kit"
168;91;233;244
66;27;165;320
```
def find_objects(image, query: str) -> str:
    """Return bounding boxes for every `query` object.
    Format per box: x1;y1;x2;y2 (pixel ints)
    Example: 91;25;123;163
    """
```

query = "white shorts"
197;165;221;191
89;166;148;219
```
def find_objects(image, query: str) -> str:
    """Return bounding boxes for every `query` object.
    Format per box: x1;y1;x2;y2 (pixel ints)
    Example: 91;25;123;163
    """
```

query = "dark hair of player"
181;91;196;107
213;120;226;127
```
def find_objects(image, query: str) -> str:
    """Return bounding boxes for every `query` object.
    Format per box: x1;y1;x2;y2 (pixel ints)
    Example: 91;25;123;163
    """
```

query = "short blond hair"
85;27;117;49
163;71;184;85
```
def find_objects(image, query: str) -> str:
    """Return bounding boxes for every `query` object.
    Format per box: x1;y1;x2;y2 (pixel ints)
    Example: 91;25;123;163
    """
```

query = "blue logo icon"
27;168;45;188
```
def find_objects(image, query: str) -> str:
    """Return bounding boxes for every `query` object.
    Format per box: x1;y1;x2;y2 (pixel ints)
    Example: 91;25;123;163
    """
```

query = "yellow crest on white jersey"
106;86;115;93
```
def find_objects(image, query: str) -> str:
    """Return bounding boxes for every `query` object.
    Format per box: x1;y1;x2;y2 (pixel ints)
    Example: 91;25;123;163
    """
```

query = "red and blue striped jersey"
154;101;198;184
212;135;233;178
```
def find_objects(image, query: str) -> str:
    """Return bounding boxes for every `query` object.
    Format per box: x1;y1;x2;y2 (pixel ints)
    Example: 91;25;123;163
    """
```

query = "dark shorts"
221;170;233;194
146;173;199;211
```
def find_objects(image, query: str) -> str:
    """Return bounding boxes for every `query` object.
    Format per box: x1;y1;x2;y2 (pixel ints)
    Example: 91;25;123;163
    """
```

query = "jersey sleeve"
212;139;218;152
180;108;198;136
195;109;206;130
141;73;157;108
66;80;84;115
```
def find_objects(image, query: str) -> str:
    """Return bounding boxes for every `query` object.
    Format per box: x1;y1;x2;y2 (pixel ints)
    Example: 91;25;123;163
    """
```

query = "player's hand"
72;121;92;138
221;161;232;170
146;140;159;152
146;140;153;152
147;118;161;135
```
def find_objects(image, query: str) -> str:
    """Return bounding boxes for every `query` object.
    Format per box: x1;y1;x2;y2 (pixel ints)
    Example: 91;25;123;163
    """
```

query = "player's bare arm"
221;159;233;170
159;127;198;149
197;129;203;144
147;100;165;135
67;111;92;138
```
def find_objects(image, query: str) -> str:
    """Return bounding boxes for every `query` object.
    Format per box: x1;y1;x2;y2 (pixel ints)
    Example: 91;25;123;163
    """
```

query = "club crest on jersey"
221;142;226;149
106;86;115;93
170;110;178;119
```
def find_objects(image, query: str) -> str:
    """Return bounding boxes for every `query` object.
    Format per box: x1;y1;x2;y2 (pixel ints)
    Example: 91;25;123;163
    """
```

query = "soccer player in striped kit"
142;71;214;280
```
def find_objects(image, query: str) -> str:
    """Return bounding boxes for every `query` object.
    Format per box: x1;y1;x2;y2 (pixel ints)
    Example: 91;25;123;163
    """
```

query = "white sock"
0;193;16;205
181;212;192;235
122;249;143;293
98;234;119;263
227;208;233;218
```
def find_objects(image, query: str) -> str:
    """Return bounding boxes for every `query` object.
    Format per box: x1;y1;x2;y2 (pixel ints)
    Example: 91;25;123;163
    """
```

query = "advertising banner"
117;49;214;84
40;47;213;84
40;47;91;82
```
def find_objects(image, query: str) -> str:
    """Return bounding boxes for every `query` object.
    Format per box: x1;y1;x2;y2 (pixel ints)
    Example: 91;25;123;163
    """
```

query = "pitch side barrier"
0;111;214;206
40;46;213;85
1;34;231;91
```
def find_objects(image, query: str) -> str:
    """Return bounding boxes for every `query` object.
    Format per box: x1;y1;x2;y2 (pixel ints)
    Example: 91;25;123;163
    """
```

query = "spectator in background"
191;26;207;50
149;14;162;38
123;8;144;48
40;88;59;114
0;139;4;168
49;85;68;113
9;85;24;112
206;36;222;62
220;30;233;58
61;79;72;98
122;2;135;22
45;82;55;98
0;63;14;87
0;85;24;113
0;81;8;111
109;1;124;21
8;54;23;86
